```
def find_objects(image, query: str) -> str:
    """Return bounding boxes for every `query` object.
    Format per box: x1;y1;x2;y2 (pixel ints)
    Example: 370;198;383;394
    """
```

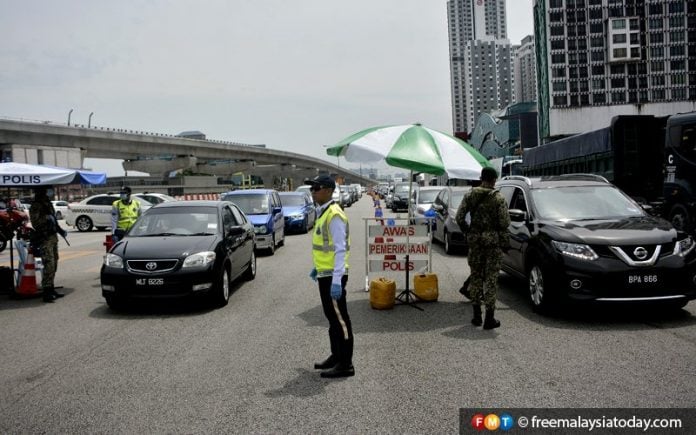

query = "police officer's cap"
120;186;132;194
303;175;336;190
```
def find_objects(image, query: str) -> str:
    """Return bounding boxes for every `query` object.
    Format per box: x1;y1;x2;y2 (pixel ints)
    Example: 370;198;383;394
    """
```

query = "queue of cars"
373;176;696;314
85;176;696;315
95;184;372;311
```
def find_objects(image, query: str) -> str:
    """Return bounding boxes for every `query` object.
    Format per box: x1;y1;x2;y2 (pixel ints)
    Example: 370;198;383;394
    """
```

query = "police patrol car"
65;194;153;232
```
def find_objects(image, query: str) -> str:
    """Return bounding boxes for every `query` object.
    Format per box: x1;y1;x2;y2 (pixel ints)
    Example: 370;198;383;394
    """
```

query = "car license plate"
136;278;164;286
627;274;659;286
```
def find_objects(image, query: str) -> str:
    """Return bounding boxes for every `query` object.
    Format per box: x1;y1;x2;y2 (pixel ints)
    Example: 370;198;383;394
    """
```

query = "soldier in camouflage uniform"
29;187;67;303
455;167;510;329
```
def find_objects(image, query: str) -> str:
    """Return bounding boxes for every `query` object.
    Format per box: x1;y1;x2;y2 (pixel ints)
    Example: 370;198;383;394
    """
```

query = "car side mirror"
432;203;443;212
227;226;245;237
273;206;282;214
509;209;527;222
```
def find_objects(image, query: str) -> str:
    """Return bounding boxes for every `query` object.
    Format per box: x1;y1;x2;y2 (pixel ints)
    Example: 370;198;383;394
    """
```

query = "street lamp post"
67;109;73;126
88;112;94;128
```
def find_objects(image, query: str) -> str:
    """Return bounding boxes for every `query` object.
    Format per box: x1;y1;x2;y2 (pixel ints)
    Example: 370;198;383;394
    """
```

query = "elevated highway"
0;119;373;187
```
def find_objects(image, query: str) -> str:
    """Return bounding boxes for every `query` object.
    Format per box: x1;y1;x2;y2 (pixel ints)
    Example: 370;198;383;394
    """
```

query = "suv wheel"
669;204;692;233
528;262;554;314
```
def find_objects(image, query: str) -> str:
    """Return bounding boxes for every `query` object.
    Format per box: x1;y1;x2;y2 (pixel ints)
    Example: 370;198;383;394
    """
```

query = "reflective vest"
113;199;140;231
312;202;350;277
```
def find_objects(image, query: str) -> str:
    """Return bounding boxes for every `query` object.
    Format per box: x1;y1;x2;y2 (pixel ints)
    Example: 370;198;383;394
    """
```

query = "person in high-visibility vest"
111;186;141;243
306;174;354;378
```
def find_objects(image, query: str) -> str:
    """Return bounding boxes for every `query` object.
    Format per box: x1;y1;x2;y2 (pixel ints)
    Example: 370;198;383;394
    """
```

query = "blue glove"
309;268;317;282
330;283;342;300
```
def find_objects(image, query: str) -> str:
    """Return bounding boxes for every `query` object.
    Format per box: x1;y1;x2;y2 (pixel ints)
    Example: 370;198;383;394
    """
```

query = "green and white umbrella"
326;124;491;179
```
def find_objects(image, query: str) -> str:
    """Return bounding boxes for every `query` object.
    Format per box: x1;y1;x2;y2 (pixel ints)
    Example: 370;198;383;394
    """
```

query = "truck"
521;112;696;232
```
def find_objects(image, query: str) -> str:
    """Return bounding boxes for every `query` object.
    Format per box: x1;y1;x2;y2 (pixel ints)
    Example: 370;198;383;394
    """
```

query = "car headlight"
551;241;599;261
182;251;216;268
255;225;268;234
103;253;124;268
674;236;695;257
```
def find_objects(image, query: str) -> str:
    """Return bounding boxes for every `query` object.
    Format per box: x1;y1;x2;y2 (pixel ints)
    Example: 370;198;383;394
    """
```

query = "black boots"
314;355;337;370
42;287;64;303
472;306;501;329
320;364;355;378
43;293;56;303
471;305;482;326
483;308;501;330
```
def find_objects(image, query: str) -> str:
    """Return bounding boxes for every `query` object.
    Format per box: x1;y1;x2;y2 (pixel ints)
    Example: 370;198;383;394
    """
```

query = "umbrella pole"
395;170;423;310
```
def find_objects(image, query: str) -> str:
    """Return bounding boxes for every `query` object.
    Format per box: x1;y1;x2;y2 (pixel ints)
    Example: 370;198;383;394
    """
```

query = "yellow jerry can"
413;273;439;302
369;277;396;310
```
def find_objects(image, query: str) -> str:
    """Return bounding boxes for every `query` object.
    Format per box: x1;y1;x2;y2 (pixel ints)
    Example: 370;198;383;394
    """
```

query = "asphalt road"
1;197;695;433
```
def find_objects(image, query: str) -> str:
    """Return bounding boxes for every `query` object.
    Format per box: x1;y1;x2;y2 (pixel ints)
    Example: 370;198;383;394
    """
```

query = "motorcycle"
0;202;30;253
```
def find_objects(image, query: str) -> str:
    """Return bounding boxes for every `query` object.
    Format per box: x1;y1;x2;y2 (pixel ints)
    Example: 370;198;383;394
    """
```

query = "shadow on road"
297;272;696;336
264;368;345;398
86;281;248;319
0;287;76;311
496;273;696;331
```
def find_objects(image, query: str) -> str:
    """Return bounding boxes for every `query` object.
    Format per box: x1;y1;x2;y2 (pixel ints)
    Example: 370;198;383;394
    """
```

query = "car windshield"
451;191;465;208
280;195;305;206
395;184;411;193
418;190;441;204
531;186;645;220
129;207;218;236
222;193;269;214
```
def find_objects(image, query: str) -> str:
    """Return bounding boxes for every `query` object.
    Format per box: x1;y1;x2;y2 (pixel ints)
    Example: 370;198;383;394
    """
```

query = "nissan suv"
495;174;696;314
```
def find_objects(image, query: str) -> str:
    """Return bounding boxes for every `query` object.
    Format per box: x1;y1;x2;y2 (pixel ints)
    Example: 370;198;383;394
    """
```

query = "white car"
51;200;70;220
133;192;177;205
295;185;312;197
65;194;153;232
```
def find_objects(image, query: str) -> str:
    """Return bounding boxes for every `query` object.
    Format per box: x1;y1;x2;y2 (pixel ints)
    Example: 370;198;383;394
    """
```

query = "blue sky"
0;0;534;175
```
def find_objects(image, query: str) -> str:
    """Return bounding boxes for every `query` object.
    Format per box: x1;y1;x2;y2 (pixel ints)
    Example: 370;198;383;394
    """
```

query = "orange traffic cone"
16;247;39;296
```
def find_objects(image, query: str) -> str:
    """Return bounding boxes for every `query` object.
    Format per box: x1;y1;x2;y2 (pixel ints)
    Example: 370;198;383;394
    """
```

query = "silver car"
430;186;472;254
409;186;444;225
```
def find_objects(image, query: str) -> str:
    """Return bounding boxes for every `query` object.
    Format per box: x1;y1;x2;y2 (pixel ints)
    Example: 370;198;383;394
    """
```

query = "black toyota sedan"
496;175;696;314
100;201;256;309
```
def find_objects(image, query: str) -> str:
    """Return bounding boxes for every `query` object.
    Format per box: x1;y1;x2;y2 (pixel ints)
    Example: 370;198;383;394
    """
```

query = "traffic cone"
16;247;39;296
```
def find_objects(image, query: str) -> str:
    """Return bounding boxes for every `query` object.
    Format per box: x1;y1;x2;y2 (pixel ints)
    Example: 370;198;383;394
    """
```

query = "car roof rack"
541;173;610;183
500;175;532;186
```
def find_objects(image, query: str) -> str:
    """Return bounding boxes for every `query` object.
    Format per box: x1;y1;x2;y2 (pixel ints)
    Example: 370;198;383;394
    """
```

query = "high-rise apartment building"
534;0;696;142
448;0;514;137
514;35;538;103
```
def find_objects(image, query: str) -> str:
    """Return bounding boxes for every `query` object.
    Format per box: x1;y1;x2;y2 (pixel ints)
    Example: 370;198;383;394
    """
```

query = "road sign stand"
364;217;432;310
